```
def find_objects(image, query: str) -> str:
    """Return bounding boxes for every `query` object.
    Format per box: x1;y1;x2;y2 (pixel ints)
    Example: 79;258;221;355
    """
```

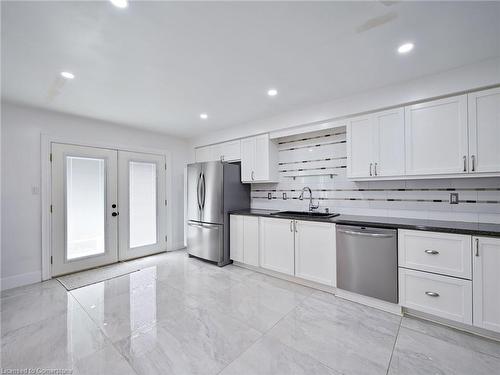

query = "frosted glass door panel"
129;161;157;248
66;156;106;259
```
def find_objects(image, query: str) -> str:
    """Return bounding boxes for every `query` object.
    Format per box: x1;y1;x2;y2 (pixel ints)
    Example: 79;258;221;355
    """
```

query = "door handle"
471;155;476;172
188;221;220;229
196;172;202;210
374;162;378;176
289;220;293;232
475;238;479;257
337;229;394;238
424;249;439;255
463;155;467;172
201;173;206;209
112;212;119;217
294;221;298;232
251;171;255;181
425;291;439;297
369;163;373;176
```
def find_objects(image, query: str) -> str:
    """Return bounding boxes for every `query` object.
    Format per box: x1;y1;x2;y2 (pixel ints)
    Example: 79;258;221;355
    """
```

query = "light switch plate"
449;192;459;204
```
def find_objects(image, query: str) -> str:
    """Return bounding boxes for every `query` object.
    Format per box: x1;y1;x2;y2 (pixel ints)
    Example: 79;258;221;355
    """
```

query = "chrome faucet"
298;186;319;212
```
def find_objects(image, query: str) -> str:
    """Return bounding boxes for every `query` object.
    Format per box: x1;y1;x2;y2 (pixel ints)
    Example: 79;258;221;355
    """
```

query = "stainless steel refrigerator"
187;161;250;266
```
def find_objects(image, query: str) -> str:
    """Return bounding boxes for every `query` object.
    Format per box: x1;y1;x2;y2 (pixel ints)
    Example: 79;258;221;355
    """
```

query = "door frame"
41;134;173;280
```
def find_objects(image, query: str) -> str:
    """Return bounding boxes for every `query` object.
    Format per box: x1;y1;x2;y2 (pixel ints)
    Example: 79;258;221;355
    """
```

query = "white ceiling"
2;1;499;138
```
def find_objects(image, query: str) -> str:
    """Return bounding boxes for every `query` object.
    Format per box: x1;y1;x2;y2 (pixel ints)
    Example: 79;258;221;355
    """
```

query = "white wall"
190;57;500;147
1;102;189;289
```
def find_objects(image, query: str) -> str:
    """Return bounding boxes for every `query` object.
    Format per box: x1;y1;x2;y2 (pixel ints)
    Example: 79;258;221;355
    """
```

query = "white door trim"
41;133;173;280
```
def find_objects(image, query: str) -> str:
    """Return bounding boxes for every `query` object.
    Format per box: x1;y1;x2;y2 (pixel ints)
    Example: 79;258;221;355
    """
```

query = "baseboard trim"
1;271;42;291
233;261;336;294
335;288;402;316
170;242;186;251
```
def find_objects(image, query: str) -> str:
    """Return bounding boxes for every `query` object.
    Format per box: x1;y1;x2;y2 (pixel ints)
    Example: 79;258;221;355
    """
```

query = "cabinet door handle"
251;171;255;181
374;162;378;176
294;220;298;232
463;155;467;172
475;238;479;257
290;220;293;232
425;291;440;297
471;155;476;172
424;249;439;255
369;163;373;176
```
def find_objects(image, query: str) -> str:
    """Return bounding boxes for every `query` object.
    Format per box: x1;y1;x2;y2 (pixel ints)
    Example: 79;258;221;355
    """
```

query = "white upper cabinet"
347;108;405;178
195;140;241;163
347;115;374;178
468;87;500;174
405;94;468;176
241;134;278;183
473;236;500;333
195;146;213;162
374;108;405;177
212;140;241;162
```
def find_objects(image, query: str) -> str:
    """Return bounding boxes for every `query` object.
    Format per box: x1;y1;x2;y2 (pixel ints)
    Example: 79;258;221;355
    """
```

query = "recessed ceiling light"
60;71;75;79
398;43;414;54
267;89;278;97
200;113;208;120
110;0;128;8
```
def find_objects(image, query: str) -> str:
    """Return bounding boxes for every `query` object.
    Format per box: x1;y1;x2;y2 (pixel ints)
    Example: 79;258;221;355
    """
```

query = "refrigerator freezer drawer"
187;221;223;264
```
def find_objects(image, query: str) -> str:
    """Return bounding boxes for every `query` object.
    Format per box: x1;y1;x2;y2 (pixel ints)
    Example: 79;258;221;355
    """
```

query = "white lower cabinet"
399;268;472;324
229;215;259;266
259;217;295;275
295;220;336;286
258;217;336;285
473;236;500;333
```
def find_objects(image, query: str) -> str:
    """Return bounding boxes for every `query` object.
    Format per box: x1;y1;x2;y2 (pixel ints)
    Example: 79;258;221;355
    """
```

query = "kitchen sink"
270;210;339;219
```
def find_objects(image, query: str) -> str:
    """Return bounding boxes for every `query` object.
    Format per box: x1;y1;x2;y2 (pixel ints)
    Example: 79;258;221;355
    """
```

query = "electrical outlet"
449;192;459;204
282;192;287;200
267;192;272;200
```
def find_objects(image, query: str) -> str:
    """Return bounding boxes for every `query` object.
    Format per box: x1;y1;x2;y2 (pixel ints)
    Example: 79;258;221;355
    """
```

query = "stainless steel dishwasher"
336;225;398;303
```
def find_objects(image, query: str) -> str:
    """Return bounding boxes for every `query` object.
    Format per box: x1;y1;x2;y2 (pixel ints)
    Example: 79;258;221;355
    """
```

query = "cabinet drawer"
398;230;471;279
399;268;472;324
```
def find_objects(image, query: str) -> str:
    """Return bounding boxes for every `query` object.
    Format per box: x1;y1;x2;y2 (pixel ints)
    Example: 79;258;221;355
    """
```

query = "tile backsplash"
251;128;500;224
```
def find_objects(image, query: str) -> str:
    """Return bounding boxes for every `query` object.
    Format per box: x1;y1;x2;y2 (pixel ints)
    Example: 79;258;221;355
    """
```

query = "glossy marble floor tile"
1;294;108;369
74;344;136;375
268;292;401;375
388;327;500;375
219;336;339;375
3;250;500;375
1;279;70;336
401;316;500;359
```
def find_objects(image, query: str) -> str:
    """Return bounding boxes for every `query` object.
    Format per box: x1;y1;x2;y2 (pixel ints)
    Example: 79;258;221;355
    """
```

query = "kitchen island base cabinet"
295;221;336;286
259;217;295;275
473;236;500;333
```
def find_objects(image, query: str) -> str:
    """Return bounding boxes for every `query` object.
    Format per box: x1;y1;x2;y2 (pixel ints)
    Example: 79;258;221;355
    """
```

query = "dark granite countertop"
229;209;500;237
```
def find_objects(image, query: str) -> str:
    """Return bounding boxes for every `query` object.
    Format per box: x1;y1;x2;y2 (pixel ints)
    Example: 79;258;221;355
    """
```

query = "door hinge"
50;205;53;213
50;256;53;264
49;153;52;162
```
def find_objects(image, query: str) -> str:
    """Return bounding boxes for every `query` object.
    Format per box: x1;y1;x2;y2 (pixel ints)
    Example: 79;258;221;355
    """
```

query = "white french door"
51;143;166;276
118;151;166;260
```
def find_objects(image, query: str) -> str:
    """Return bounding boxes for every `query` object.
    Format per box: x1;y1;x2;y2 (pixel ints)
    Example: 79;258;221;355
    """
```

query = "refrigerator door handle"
201;172;206;209
196;172;202;211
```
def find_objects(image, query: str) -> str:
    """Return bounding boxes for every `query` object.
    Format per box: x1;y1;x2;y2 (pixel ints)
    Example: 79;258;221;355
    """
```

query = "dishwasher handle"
337;229;395;238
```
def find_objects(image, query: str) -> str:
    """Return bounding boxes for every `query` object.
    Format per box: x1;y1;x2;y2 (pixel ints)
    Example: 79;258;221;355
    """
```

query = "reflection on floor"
2;250;500;374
